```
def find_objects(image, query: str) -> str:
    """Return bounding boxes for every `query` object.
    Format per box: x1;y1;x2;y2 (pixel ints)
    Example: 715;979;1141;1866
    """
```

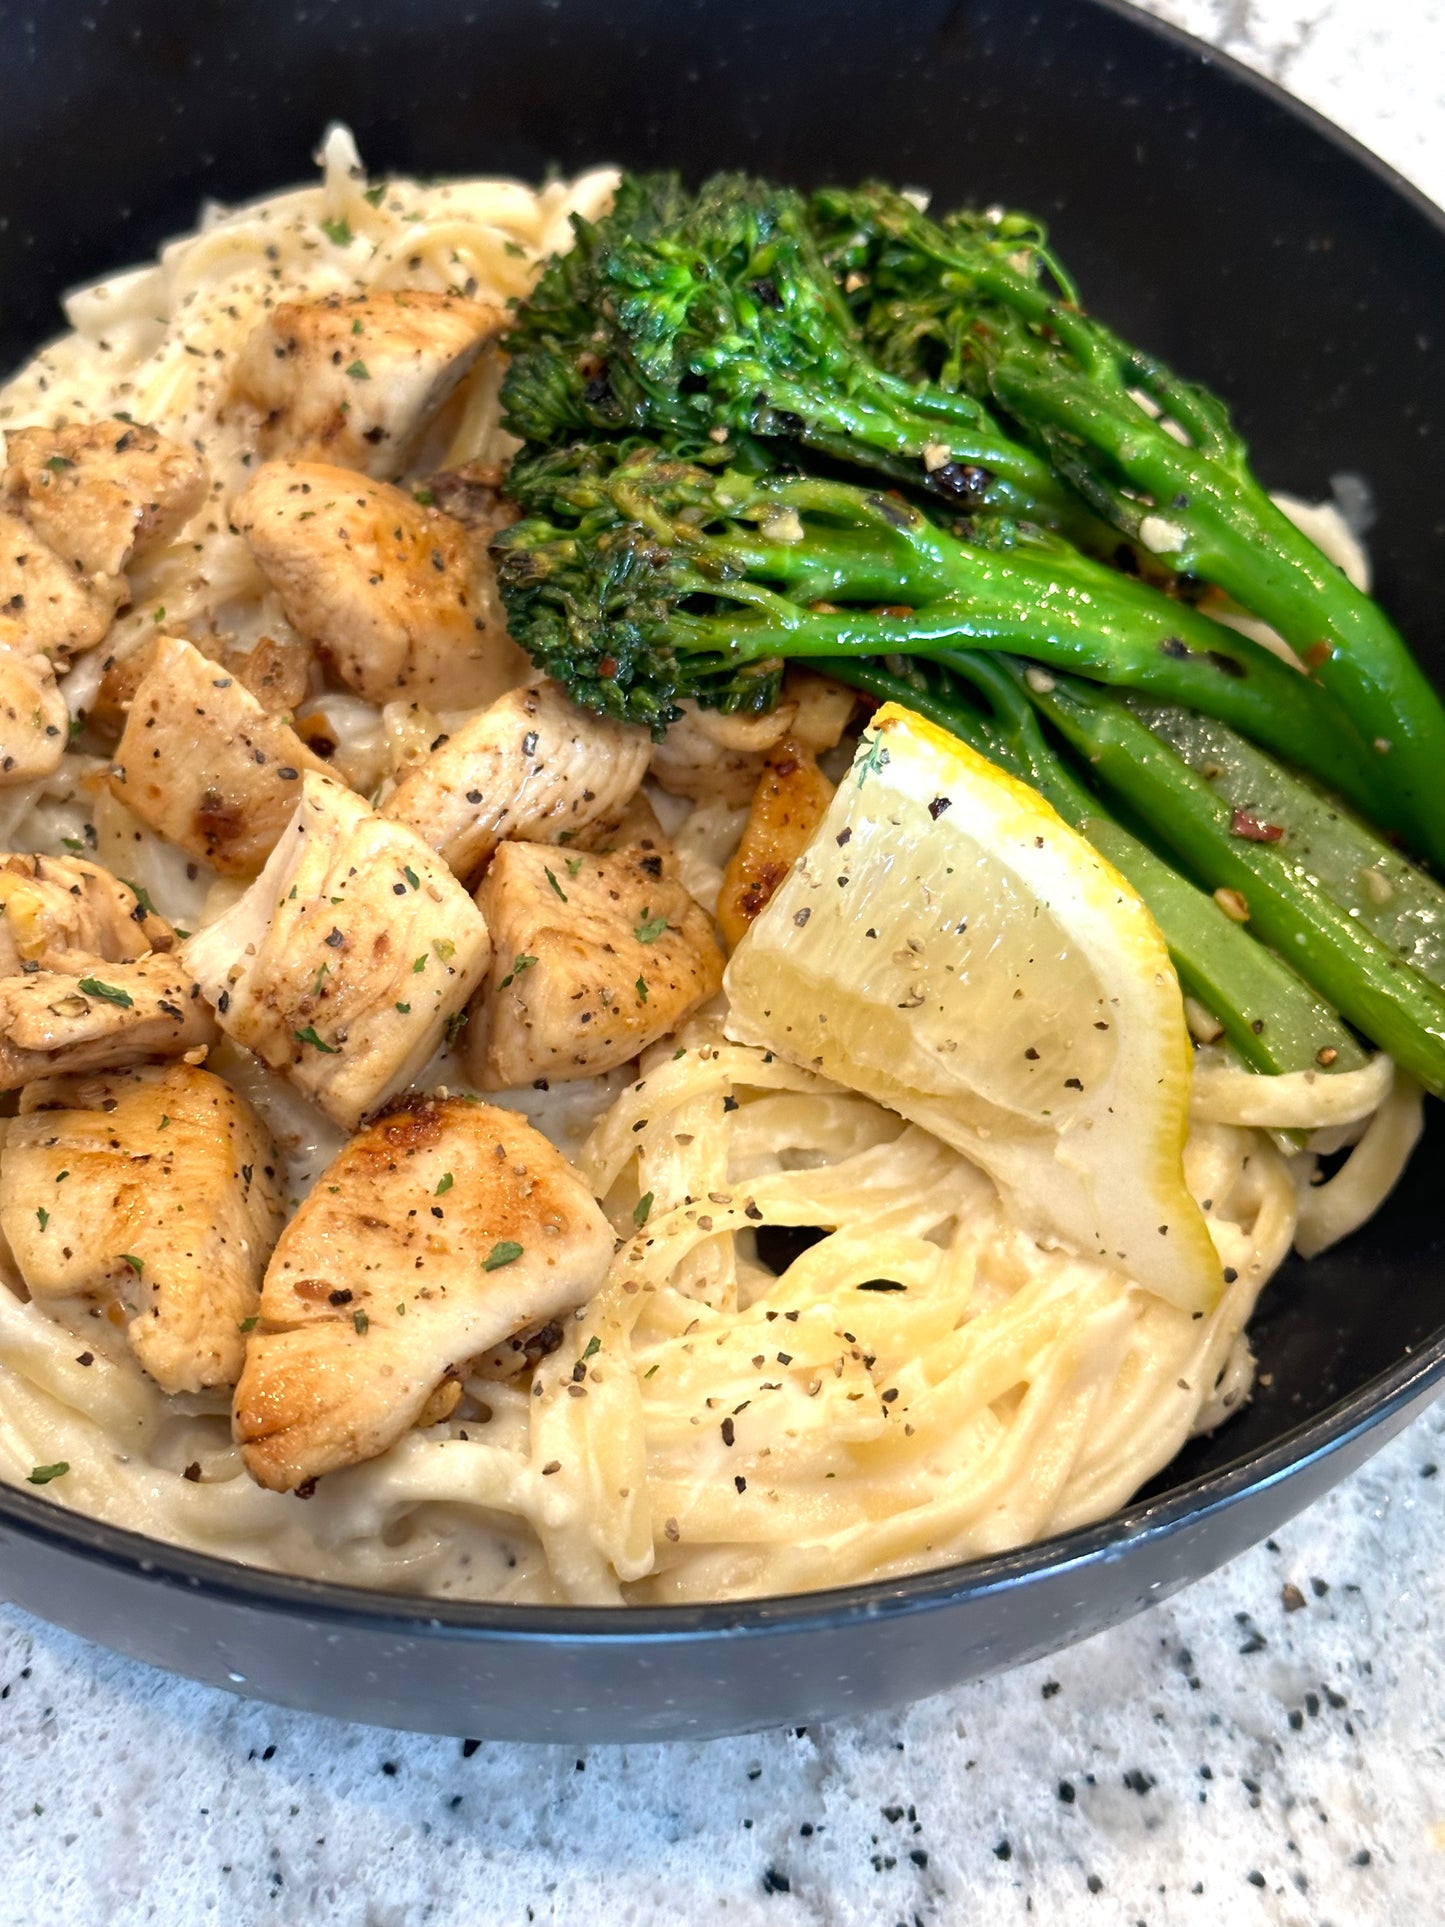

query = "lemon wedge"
723;701;1221;1313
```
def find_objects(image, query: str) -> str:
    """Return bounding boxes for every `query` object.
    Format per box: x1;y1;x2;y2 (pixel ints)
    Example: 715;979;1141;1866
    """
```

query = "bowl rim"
1;0;1444;1645
2;1306;1442;1640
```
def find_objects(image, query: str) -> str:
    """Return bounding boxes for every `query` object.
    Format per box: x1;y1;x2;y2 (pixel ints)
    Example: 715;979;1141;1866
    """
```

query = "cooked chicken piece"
649;697;800;809
467;841;724;1088
0;509;118;666
221;630;314;716
231;460;528;709
571;789;672;857
0;1061;282;1392
232;292;506;478
0;951;217;1091
783;668;858;754
183;773;490;1130
425;461;520;540
383;680;651;885
93;624;308;742
233;1094;612;1490
2;420;206;582
0;616;69;785
108;636;334;876
717;737;836;950
0;852;175;974
90;632;159;737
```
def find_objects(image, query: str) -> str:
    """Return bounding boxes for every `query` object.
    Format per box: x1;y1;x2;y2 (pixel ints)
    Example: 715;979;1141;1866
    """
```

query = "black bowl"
0;0;1441;1742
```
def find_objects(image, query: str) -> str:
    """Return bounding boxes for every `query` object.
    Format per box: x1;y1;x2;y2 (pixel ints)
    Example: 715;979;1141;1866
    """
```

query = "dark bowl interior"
0;0;1441;1738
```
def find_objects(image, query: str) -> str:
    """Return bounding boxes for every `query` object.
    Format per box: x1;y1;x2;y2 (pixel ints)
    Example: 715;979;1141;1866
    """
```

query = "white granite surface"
2;6;1444;1922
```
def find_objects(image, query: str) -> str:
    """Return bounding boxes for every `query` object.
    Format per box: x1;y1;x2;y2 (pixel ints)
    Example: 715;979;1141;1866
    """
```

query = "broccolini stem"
813;182;1445;867
974;314;1445;870
1013;667;1445;1095
824;656;1365;1078
1126;698;1445;996
661;583;1390;823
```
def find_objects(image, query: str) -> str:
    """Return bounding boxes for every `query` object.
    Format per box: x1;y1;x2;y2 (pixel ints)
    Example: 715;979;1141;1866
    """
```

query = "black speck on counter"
1041;1680;1061;1699
1122;1769;1155;1795
1086;1874;1104;1894
380;1760;399;1777
993;1839;1013;1861
1057;1780;1076;1804
1247;1870;1266;1888
761;1866;791;1894
460;1738;480;1757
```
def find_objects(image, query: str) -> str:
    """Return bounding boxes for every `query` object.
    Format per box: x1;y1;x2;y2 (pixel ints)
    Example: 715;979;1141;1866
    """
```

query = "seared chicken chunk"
383;680;651;885
0;616;69;785
109;636;333;875
0;952;217;1091
467;841;724;1088
783;667;859;755
0;1061;282;1392
717;737;835;950
649;699;796;808
0;509;118;666
0;852;175;974
2;419;206;582
183;773;490;1130
233;291;506;477
233;1094;613;1491
222;629;314;716
231;460;528;708
649;672;856;808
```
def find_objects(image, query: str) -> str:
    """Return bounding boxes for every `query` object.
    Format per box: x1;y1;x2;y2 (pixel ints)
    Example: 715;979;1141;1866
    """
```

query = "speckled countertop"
2;5;1444;1922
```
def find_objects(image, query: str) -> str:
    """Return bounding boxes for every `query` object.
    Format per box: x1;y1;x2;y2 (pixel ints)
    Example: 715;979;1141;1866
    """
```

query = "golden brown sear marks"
108;635;333;875
467;839;724;1089
2;419;206;582
0;1060;283;1392
233;1094;612;1491
231;459;528;710
717;736;836;951
232;291;506;477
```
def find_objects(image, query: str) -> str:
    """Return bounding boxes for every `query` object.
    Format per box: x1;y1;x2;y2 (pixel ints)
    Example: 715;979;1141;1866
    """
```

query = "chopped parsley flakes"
482;1240;524;1272
77;976;133;1008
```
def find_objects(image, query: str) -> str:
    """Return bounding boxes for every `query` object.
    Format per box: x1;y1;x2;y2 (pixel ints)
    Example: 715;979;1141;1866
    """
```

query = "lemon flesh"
724;702;1222;1313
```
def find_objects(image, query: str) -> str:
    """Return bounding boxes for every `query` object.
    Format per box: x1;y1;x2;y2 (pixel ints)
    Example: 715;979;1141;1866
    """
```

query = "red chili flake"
1230;808;1284;843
